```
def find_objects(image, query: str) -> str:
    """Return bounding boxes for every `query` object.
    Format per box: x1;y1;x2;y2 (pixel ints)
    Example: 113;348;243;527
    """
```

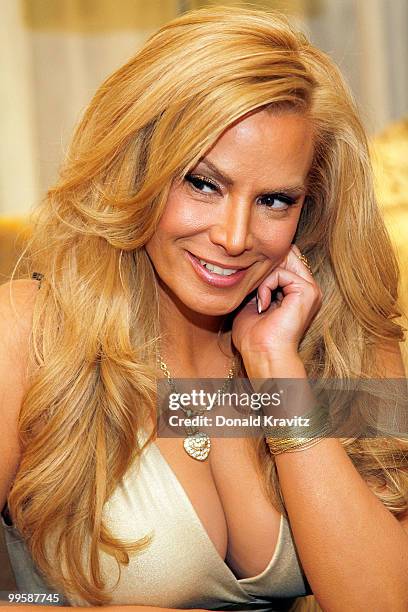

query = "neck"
157;280;234;377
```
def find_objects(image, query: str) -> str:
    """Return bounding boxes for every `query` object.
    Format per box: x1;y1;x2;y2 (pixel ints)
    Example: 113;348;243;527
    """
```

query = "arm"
243;344;408;612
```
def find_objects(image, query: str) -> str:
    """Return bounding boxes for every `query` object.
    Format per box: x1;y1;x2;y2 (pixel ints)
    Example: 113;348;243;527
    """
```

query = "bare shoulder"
0;278;40;511
0;278;39;335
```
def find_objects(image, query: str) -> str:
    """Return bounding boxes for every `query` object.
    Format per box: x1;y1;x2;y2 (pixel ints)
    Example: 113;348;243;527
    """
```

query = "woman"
1;5;407;611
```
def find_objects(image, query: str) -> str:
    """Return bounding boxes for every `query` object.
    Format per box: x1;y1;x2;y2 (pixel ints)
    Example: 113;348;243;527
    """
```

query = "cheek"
155;196;201;237
256;217;299;256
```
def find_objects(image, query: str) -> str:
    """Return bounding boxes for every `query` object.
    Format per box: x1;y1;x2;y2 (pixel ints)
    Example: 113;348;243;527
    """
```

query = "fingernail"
256;291;262;314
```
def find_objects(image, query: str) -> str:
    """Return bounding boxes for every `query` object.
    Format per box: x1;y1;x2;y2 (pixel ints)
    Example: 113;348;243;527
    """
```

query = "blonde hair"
9;5;407;607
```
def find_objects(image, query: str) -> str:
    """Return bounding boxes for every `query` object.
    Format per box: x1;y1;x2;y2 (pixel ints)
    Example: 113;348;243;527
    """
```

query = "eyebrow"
196;157;307;196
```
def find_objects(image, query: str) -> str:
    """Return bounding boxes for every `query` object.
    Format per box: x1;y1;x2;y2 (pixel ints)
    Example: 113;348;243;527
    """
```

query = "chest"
153;434;281;579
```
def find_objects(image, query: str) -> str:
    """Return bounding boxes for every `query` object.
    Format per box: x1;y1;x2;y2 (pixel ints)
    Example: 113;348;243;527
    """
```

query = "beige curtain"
1;0;406;216
1;0;179;217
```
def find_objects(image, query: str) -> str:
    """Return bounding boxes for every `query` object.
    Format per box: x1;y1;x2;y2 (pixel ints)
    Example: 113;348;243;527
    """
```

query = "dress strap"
31;272;44;289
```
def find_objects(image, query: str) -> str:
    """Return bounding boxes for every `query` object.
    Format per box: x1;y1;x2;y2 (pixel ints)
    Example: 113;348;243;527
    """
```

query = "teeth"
199;259;238;276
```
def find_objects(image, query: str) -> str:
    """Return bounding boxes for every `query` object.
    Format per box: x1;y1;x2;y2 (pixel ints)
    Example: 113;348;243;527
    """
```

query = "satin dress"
2;427;312;610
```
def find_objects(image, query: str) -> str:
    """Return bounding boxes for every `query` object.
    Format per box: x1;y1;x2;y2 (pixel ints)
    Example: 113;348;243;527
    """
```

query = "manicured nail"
256;291;262;314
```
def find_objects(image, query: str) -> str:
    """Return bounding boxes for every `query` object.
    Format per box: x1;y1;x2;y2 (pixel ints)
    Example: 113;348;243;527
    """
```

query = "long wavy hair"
9;5;408;608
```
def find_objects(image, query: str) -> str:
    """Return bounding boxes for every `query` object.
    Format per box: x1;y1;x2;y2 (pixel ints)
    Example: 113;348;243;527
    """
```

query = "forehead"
224;107;312;140
197;109;314;183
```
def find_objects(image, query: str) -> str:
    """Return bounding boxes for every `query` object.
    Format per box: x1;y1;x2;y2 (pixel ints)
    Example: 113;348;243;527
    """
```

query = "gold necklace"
157;353;239;461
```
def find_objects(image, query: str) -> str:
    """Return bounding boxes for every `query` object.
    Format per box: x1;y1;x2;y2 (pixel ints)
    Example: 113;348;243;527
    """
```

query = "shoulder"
0;279;39;510
0;277;39;314
0;277;40;404
0;278;39;344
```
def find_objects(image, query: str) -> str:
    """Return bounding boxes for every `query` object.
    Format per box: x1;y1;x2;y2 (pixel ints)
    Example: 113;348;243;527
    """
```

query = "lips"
191;253;248;271
186;251;249;288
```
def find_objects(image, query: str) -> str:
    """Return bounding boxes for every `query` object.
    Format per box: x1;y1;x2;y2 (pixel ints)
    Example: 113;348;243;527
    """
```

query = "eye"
185;173;220;194
257;193;297;210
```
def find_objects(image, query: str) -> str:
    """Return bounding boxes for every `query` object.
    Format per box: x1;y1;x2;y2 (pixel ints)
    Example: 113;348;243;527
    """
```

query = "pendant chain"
156;352;239;461
157;354;239;400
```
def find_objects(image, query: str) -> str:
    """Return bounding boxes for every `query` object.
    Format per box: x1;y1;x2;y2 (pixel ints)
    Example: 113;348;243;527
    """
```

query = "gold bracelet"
263;402;329;438
265;427;331;455
263;403;332;456
266;436;326;455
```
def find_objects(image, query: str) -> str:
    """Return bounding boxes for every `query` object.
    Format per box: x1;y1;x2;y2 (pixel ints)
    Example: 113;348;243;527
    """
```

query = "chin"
186;295;244;317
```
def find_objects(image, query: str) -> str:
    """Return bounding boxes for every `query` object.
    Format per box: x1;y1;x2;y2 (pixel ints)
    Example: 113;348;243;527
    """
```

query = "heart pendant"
183;432;211;461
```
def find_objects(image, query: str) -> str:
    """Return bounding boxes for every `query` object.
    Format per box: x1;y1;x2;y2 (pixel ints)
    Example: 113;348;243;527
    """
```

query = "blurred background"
0;0;407;366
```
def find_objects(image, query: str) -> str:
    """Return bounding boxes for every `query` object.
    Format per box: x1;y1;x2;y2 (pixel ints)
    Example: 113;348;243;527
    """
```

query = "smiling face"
144;108;315;317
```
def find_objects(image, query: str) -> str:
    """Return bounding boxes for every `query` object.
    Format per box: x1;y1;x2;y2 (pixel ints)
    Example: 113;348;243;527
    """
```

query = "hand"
231;244;323;358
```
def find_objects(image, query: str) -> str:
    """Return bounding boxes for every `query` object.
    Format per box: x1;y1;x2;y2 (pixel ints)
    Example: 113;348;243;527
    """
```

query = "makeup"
186;251;248;288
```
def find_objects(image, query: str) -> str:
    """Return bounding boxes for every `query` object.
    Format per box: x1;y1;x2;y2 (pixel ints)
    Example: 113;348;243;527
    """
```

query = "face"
145;109;314;317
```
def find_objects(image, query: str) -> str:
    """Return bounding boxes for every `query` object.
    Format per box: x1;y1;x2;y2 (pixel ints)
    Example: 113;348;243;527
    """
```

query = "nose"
208;197;254;256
